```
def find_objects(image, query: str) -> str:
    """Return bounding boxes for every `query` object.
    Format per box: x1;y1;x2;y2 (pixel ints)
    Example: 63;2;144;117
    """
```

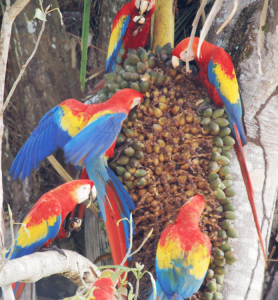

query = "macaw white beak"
140;0;149;15
172;55;180;69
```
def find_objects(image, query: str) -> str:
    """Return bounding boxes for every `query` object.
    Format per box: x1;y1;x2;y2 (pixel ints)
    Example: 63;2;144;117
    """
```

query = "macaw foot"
110;139;133;165
41;245;67;258
65;217;82;238
197;103;217;115
132;17;147;36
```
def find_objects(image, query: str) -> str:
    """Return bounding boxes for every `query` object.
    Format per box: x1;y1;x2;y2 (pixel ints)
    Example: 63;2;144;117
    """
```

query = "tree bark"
207;1;278;299
3;0;83;207
0;250;99;287
152;0;175;51
0;0;31;266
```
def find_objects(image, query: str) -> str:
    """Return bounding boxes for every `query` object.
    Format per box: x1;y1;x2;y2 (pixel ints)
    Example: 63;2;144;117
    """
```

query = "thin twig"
47;155;73;182
267;246;276;268
134;279;140;300
0;205;15;273
197;0;224;58
0;20;46;117
216;0;238;35
119;214;134;267
66;32;107;54
186;0;208;72
85;69;105;82
257;0;269;75
77;261;89;288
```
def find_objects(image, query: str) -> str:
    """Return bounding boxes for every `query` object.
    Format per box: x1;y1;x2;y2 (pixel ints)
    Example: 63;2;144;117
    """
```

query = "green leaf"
110;269;125;282
2;248;8;259
39;0;43;5
34;8;47;21
127;282;134;300
147;228;153;239
98;265;132;271
7;204;12;219
80;0;91;91
117;217;129;226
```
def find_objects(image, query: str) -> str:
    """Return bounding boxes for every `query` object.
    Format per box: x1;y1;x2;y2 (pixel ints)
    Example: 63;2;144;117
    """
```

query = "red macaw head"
65;179;97;205
133;0;155;15
110;89;143;112
172;37;199;68
131;0;155;25
177;195;205;225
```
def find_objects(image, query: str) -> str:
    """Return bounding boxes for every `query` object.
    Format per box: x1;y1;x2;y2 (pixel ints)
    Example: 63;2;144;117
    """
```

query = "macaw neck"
87;98;130;115
194;40;218;66
176;210;201;230
47;190;78;221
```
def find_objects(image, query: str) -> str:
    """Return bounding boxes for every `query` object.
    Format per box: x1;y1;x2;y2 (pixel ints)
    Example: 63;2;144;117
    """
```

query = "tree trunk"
207;1;278;299
3;0;84;209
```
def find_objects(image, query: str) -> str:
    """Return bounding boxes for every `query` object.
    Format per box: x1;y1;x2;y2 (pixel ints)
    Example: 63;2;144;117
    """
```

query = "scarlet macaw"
150;195;211;300
172;37;267;264
8;180;96;300
106;0;155;73
10;89;144;266
89;0;155;95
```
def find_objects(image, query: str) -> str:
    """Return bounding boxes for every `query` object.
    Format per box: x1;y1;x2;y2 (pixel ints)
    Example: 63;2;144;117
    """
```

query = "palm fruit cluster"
97;45;239;300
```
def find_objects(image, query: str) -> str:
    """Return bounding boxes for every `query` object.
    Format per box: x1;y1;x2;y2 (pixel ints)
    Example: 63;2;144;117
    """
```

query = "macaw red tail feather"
233;124;267;266
87;78;107;96
12;282;26;300
105;182;128;267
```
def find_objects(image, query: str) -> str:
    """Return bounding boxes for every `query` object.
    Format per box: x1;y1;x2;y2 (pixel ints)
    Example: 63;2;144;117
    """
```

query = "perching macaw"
89;0;155;95
106;0;155;73
172;37;267;265
10;88;144;266
8;180;96;300
150;195;211;300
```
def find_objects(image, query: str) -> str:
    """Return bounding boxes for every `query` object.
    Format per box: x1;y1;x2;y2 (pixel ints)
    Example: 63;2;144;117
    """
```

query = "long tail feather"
86;159;134;265
233;124;267;265
105;183;128;266
87;78;107;96
12;282;26;300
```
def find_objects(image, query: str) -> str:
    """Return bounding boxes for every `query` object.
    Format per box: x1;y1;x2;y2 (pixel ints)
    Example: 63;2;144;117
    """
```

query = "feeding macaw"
172;37;267;265
10;88;144;266
89;0;155;95
106;0;155;73
150;195;211;300
8;180;96;300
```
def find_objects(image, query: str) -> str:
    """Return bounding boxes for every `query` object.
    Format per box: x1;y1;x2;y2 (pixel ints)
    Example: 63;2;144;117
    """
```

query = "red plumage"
113;0;155;63
172;37;267;265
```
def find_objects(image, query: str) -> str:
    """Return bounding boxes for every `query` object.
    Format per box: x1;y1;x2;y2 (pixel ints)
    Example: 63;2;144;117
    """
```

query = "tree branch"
0;250;100;287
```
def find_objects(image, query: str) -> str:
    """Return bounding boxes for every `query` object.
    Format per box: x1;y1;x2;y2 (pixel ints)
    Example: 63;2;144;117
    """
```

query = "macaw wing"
106;13;131;72
208;48;246;142
10;199;62;259
64;112;127;165
208;49;243;122
156;232;208;299
10;100;86;180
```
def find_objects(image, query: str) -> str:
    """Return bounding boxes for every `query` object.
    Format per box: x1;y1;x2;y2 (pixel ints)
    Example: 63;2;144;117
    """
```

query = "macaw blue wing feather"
106;14;131;72
10;106;71;180
64;112;127;165
208;50;246;144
